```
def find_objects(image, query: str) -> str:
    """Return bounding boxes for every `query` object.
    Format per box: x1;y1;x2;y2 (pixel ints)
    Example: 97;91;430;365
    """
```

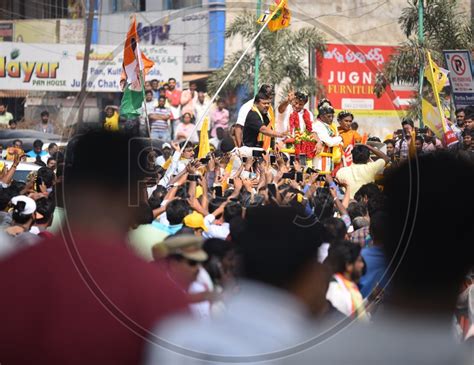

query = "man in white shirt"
277;91;314;134
193;92;211;133
235;84;274;147
0;103;13;127
203;200;242;240
336;144;389;199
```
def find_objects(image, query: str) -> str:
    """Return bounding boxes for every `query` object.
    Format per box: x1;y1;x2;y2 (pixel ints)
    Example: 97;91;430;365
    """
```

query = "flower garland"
289;109;312;134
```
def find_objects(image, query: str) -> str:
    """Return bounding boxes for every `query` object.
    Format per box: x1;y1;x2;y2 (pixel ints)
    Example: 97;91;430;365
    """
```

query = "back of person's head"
219;137;235;153
352;216;369;231
166;199;189;225
223;201;242;222
354;183;381;202
237;206;323;289
324;240;361;275
352;145;370;164
33;139;43;149
258;84;275;98
131;204;154;226
148;186;167;210
347;201;368;221
384;152;474;307
367;193;386;217
322;217;347;244
34;197;56;225
369;211;387;245
0;188;14;211
37;166;55;188
209;197;227;215
312;187;335;220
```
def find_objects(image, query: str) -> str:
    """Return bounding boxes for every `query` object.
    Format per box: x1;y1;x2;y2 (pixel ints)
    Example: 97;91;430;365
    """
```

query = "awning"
183;73;211;82
0;90;28;98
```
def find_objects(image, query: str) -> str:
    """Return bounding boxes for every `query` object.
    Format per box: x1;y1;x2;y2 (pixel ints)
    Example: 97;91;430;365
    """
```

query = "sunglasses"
183;258;199;267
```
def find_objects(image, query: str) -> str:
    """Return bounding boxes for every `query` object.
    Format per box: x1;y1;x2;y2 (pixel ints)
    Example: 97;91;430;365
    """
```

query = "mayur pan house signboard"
0;42;183;92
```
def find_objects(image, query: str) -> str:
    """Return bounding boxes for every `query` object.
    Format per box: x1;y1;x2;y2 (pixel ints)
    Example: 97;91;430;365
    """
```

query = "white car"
0;160;42;183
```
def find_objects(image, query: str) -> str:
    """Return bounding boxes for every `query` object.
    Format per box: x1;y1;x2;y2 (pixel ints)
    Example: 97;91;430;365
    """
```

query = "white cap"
11;195;36;215
162;143;172;149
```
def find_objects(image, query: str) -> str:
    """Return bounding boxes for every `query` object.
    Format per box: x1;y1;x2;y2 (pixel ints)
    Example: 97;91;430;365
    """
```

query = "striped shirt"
150;106;171;132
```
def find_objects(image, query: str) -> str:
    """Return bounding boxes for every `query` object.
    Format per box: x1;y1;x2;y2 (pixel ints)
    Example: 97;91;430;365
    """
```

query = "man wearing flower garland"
278;91;323;160
312;101;343;173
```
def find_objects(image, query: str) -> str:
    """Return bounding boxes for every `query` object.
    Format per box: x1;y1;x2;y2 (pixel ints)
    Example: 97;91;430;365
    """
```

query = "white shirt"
189;267;214;320
236;99;254;127
277;104;314;133
203;214;230;240
312;120;342;147
194;100;211;131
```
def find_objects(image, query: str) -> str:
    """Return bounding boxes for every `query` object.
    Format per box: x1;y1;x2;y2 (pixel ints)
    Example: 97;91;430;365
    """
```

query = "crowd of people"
0;84;473;364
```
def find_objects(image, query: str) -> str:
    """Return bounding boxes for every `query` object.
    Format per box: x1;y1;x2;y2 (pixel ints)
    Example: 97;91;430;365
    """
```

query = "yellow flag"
422;98;444;139
261;105;275;151
257;0;290;32
424;52;449;134
198;117;210;159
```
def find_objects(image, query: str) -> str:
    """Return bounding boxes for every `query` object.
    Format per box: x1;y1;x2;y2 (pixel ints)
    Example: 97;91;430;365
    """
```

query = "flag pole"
418;0;424;128
254;0;262;96
162;1;283;184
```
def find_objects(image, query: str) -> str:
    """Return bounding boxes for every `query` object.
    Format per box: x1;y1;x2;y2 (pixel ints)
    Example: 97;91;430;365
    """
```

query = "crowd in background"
0;85;473;364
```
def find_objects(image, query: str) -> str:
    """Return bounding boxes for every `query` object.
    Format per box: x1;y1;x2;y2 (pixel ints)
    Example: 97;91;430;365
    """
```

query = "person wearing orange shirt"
337;110;361;148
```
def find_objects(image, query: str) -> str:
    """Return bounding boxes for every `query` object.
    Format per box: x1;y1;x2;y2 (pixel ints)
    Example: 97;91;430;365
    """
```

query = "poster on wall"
0;42;183;92
316;44;416;116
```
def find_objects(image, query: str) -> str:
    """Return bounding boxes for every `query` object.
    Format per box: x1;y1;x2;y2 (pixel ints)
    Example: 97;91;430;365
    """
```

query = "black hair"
203;238;233;260
145;89;153;95
455;108;465;115
64;130;146;192
35;197;56;225
33;139;43;149
352;145;370;164
47;143;57;150
258;84;275;98
384;152;474;301
40;110;49;117
223;201;243;222
369;211;387;244
351;122;359;130
367;192;386;217
312;187;335;221
168;77;176;82
46;157;56;165
209;197;226;216
12;139;22;146
337;110;354;121
368;136;381;142
220;137;235;153
254;92;271;104
415;135;424;143
237;206;323;288
294;91;309;103
354;183;381;202
347;201;368;221
37;166;55;188
166;199;189;225
384;139;396;146
148;186;167;210
132;204;154;226
0;188;15;210
401;117;414;128
325;240;361;274
317;98;332;109
322;217;347;244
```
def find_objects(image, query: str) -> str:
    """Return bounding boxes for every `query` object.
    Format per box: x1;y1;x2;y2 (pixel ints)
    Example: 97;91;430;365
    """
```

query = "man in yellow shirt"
337;110;361;148
336;144;389;199
103;106;120;132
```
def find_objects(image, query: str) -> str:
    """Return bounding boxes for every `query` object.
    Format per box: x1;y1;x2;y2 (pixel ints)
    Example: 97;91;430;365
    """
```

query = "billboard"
316;44;416;116
0;42;183;92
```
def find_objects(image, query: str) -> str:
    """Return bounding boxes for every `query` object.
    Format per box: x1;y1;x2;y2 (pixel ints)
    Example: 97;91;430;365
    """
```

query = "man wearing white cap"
155;143;172;167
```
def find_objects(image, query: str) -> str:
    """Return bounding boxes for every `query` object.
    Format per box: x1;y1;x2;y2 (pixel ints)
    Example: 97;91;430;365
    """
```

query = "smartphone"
289;155;295;166
228;178;234;185
270;154;276;164
296;172;303;183
268;183;277;197
316;174;326;182
200;157;210;164
282;172;295;179
306;167;320;174
299;154;307;166
214;186;223;197
187;174;199;182
252;149;265;158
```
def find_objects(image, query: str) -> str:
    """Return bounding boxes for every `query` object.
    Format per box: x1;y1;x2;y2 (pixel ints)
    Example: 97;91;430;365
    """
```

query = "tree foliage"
376;0;472;98
207;11;326;98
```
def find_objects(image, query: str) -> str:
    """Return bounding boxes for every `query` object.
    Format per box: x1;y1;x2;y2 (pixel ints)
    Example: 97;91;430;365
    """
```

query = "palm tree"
207;11;326;98
375;0;472;117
